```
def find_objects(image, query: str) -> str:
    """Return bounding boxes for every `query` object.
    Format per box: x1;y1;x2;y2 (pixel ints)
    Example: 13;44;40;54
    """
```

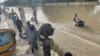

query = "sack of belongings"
19;32;27;39
39;23;54;37
75;20;84;27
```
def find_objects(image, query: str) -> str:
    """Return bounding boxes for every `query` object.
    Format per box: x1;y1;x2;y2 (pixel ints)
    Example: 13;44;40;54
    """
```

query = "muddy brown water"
41;5;100;45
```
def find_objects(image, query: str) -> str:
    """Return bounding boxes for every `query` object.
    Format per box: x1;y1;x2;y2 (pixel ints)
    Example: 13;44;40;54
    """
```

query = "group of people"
26;21;55;56
9;8;54;56
9;7;74;56
0;6;8;22
11;9;23;32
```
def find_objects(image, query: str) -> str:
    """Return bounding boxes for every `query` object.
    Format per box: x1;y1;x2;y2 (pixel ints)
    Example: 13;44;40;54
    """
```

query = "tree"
5;0;19;6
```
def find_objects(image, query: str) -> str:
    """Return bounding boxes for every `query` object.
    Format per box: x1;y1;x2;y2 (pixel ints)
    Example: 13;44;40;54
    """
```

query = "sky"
0;0;6;3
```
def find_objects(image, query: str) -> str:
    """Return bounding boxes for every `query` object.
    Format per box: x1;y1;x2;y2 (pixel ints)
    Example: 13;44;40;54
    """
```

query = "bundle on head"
39;23;54;37
64;52;73;56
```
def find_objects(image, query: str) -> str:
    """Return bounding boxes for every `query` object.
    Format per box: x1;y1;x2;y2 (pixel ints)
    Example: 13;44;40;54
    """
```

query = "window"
0;32;10;46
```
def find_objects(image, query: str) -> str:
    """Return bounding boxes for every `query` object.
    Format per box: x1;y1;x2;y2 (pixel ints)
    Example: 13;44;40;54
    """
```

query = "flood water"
41;5;100;44
42;5;100;32
6;5;100;56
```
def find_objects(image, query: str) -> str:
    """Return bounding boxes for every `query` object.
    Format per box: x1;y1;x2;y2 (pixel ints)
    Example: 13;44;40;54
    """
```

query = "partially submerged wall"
51;29;100;56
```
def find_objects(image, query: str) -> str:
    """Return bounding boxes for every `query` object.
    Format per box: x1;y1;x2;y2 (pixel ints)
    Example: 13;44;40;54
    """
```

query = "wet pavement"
0;7;59;56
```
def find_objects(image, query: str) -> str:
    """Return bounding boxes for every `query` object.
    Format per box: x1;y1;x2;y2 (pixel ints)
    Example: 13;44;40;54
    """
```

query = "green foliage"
4;0;19;6
41;0;98;3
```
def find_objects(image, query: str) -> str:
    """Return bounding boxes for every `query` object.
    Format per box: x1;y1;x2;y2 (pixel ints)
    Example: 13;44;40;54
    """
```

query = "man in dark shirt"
16;17;23;33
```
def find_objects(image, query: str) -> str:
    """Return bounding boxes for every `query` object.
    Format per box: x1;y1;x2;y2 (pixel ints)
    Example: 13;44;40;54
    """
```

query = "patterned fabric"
26;25;30;37
28;29;38;48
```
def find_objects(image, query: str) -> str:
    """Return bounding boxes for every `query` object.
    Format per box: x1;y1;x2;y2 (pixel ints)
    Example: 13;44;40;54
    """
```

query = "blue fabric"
28;29;38;48
11;16;17;23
